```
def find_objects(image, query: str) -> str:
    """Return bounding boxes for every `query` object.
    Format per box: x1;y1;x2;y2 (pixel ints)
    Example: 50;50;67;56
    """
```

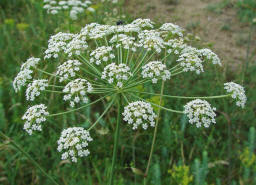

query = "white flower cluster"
141;61;171;83
13;57;40;92
123;101;157;130
26;79;49;101
22;104;49;135
177;47;204;74
20;57;40;71
224;82;247;108
165;39;187;55
44;32;88;59
44;32;74;59
43;0;94;20
131;18;154;29
184;99;216;128
13;69;33;93
63;78;93;107
101;63;132;88
56;60;82;82
138;30;165;53
57;127;93;162
198;48;222;66
110;34;137;51
160;23;184;37
90;46;115;65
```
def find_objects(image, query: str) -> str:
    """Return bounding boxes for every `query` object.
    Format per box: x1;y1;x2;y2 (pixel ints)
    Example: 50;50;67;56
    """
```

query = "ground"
125;0;256;70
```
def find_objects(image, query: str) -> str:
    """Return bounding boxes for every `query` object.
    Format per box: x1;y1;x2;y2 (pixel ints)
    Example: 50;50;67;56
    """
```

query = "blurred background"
0;0;255;184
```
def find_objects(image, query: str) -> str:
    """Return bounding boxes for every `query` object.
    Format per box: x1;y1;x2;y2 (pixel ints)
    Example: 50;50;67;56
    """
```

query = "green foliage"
236;0;256;23
168;164;193;185
192;151;208;185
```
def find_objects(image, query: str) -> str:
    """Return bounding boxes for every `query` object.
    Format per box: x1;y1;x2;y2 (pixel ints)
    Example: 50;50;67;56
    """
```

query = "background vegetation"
0;0;255;184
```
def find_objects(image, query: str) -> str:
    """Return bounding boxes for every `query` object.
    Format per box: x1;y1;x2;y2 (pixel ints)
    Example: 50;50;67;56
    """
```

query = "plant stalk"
144;80;165;181
109;94;122;185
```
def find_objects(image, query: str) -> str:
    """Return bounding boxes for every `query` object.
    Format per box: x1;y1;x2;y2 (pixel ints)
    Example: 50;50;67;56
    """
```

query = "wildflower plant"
13;18;247;184
43;0;95;20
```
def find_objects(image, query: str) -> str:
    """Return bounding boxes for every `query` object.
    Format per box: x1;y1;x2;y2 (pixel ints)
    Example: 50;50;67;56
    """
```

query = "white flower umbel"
224;82;247;108
131;18;154;29
122;101;157;130
141;61;171;83
160;23;184;37
110;34;137;51
20;57;40;71
88;24;115;39
64;34;88;57
22;104;49;135
13;69;33;92
177;47;204;74
101;63;132;88
63;78;93;107
90;46;115;65
43;0;93;20
44;32;75;59
198;48;222;66
26;79;49;101
165;39;187;55
137;30;165;53
56;60;82;82
57;127;93;163
184;99;216;128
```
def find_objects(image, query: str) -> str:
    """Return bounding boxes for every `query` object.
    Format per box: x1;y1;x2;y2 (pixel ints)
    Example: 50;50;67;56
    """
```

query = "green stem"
128;91;231;99
109;94;122;185
48;94;111;117
130;93;184;114
88;96;116;131
0;131;59;185
144;80;165;180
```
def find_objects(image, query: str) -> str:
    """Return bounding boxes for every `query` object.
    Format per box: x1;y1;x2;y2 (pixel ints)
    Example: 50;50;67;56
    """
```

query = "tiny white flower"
57;127;93;162
224;82;247;108
184;99;216;128
22;104;49;135
123;101;156;130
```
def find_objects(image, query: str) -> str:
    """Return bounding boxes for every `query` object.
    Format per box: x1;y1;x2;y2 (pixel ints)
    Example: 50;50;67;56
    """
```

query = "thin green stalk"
35;68;58;77
144;81;165;181
109;94;122;185
88;96;116;131
130;93;184;114
44;90;65;94
128;90;231;99
48;94;111;117
0;131;59;185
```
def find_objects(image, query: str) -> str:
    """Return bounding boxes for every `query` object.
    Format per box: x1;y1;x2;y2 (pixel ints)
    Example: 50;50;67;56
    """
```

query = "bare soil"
125;0;256;70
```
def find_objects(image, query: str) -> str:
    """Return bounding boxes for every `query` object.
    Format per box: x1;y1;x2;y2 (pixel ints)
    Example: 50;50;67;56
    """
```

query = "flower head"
90;46;115;65
224;82;246;108
26;79;49;101
123;101;157;130
110;34;137;51
13;69;33;92
20;57;40;71
43;0;93;20
160;23;184;37
138;30;165;53
56;60;82;82
63;78;92;107
22;104;49;135
142;61;171;83
131;18;154;29
184;99;216;128
101;63;132;88
177;47;204;74
57;127;93;163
